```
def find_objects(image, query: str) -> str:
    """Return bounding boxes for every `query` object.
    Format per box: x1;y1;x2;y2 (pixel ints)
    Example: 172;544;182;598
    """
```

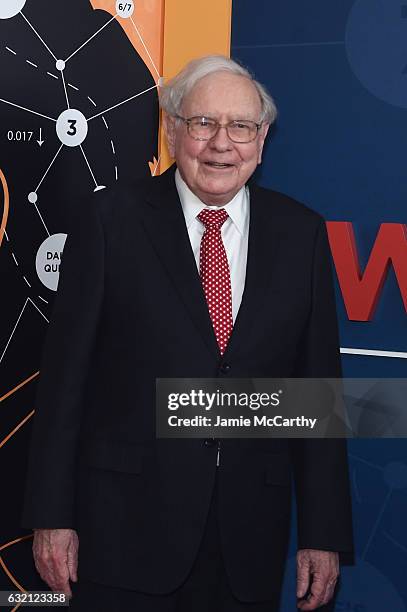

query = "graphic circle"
56;59;66;72
56;109;88;147
36;233;67;291
116;0;135;19
0;0;27;19
346;0;407;109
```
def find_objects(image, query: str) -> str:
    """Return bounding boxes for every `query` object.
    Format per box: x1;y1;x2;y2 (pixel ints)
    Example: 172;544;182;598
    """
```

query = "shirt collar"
175;168;248;236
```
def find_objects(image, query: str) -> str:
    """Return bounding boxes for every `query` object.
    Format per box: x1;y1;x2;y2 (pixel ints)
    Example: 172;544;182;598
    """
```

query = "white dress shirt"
175;169;249;323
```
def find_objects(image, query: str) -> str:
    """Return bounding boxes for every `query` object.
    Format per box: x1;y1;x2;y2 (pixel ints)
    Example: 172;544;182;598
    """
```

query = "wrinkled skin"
33;528;78;598
164;71;269;207
297;549;339;610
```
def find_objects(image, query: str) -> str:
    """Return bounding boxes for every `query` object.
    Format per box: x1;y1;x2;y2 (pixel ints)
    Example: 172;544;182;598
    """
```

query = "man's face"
165;71;269;206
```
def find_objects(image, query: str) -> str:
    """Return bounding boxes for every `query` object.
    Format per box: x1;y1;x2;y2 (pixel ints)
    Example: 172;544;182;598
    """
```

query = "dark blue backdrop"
232;1;407;609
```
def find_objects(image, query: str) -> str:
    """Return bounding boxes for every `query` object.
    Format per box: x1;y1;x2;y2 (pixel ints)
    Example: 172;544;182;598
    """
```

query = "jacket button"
204;439;216;447
219;363;231;374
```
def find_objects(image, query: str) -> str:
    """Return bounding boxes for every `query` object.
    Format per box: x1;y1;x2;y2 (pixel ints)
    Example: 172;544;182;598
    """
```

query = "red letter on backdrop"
326;222;407;321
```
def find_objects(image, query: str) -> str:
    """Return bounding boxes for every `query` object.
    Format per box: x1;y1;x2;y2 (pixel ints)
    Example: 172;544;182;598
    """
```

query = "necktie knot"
197;208;229;230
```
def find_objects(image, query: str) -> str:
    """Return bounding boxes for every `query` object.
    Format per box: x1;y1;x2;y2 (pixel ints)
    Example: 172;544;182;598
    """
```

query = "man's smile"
203;161;235;169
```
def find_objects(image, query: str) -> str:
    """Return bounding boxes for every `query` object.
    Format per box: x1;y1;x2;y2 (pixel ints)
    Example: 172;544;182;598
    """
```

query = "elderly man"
22;55;353;611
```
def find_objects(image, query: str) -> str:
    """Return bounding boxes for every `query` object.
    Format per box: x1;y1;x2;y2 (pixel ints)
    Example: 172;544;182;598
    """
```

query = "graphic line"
0;98;56;122
61;70;70;108
0;409;35;450
0;534;33;553
383;531;407;554
35;144;64;193
0;299;29;365
65;15;117;63
0;169;9;250
0;372;40;403
5;47;16;55
341;347;407;359
130;16;161;79
361;488;393;560
28;297;49;323
79;145;98;188
32;201;50;237
19;11;57;60
349;454;383;472
87;84;158;121
0;555;27;596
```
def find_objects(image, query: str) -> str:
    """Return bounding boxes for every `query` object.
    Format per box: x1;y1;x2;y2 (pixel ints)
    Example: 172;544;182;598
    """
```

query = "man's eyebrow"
187;113;216;118
188;113;259;121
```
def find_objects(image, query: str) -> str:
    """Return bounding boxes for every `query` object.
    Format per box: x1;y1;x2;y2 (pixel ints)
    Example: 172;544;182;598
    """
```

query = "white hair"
159;55;277;124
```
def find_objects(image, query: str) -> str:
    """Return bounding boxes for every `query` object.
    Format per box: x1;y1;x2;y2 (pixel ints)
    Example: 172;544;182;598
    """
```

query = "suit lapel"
139;166;220;359
223;182;281;360
139;168;281;362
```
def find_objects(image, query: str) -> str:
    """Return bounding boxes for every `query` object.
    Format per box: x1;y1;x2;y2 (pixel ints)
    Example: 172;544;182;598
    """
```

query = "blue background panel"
232;0;407;608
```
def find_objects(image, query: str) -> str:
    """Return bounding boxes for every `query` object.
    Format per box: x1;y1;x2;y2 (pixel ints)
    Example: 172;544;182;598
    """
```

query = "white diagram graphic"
116;0;134;19
35;233;67;291
56;109;89;147
0;0;27;20
0;6;162;594
0;0;162;377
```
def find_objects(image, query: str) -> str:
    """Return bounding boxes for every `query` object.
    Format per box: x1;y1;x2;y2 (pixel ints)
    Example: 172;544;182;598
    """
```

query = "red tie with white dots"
197;208;233;355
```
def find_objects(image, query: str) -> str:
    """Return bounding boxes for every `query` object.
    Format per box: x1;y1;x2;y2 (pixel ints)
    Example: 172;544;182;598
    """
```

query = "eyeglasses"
176;115;262;143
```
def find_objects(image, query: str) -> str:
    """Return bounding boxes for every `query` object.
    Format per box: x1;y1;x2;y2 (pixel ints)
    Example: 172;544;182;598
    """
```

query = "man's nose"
209;125;233;151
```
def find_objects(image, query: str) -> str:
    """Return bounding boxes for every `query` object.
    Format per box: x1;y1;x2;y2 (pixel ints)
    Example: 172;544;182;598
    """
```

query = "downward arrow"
37;127;44;147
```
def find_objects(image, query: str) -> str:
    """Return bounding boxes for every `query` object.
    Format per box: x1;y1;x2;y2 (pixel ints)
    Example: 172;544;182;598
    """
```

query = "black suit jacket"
22;165;353;601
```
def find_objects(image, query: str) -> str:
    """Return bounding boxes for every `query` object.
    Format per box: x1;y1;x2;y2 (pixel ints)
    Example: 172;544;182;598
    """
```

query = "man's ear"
257;122;270;164
163;113;176;159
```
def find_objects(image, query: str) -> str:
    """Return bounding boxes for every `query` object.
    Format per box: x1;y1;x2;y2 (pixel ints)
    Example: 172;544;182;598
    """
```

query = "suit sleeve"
292;217;354;562
21;195;105;529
